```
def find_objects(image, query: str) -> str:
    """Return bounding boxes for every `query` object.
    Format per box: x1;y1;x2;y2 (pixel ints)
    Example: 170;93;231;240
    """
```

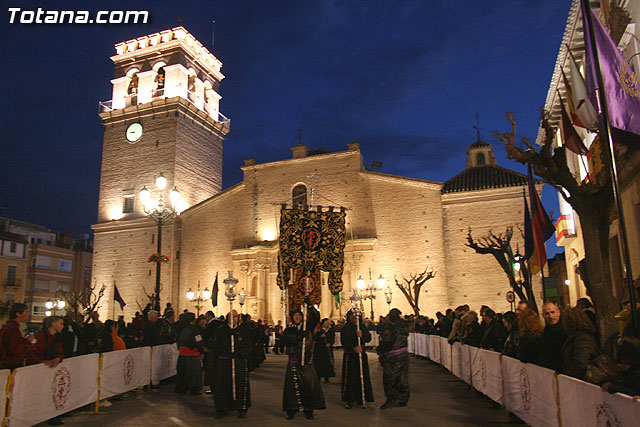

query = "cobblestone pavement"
42;351;508;426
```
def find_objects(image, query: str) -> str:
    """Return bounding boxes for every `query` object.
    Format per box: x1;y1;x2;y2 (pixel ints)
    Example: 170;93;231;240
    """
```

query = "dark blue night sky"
0;0;569;255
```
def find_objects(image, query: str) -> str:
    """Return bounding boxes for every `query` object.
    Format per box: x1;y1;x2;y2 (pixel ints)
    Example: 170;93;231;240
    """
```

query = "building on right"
539;0;640;307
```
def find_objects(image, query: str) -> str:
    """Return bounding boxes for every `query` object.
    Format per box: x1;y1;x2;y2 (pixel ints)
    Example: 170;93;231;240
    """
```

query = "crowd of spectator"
403;299;640;399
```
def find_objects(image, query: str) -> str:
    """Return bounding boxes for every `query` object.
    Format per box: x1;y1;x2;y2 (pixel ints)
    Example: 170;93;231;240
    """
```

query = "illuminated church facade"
93;27;533;323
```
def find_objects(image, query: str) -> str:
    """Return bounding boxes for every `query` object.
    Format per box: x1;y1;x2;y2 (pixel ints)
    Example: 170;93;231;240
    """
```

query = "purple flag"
114;282;126;310
582;0;640;139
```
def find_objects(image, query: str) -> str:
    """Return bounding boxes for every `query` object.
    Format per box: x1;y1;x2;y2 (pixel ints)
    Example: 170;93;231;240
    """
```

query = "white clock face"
126;122;143;143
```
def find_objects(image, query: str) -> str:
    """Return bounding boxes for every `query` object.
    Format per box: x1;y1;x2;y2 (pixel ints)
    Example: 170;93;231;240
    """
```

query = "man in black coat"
378;308;410;408
341;310;373;408
480;309;507;352
539;302;567;372
203;310;224;393
142;310;161;347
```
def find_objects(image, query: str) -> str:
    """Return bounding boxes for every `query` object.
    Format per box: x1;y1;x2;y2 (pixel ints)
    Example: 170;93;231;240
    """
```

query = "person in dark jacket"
501;311;520;358
539;302;567;372
203;310;224;393
213;310;252;419
313;318;336;383
561;307;599;380
480;309;507;352
341;310;374;408
378;308;410;408
435;312;452;338
517;308;543;364
602;336;640;398
142;310;161;347
174;313;204;395
282;300;326;420
0;303;35;369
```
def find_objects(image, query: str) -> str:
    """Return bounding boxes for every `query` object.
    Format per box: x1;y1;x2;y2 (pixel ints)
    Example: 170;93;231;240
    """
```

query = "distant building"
0;217;93;321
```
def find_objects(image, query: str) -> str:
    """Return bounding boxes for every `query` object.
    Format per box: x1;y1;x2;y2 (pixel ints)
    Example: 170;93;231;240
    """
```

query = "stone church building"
93;27;531;323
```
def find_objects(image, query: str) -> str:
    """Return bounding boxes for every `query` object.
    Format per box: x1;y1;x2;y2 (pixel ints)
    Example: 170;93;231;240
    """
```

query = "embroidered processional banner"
276;208;346;295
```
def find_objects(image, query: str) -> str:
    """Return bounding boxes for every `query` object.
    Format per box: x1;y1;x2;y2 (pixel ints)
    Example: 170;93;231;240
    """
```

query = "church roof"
468;140;491;149
441;165;528;194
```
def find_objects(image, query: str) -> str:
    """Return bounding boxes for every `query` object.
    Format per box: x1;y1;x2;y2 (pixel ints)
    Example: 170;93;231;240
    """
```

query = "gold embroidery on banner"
617;63;640;98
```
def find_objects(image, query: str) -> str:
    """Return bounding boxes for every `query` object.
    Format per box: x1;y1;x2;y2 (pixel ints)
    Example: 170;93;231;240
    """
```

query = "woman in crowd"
501;311;520;358
98;320;126;352
517;308;543;364
561;307;599;380
460;311;482;347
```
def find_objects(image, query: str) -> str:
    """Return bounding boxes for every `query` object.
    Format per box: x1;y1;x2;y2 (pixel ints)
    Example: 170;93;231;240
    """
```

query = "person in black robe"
175;313;204;395
213;310;252;419
377;308;410;408
282;300;326;420
341;310;374;408
313;318;336;383
203;311;224;393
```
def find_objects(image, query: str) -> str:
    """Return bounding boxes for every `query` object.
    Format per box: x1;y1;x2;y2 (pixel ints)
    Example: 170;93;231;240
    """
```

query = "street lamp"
141;172;183;311
186;281;211;316
45;299;65;317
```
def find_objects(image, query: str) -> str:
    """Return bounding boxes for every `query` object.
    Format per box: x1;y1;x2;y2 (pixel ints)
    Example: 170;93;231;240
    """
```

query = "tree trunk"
578;211;619;342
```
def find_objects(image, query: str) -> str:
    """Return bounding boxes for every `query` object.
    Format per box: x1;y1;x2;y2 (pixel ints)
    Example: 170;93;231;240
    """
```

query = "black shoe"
344;402;353;409
286;413;295;420
238;411;247;419
397;402;407;407
381;400;396;409
304;411;314;419
47;418;64;426
214;412;226;419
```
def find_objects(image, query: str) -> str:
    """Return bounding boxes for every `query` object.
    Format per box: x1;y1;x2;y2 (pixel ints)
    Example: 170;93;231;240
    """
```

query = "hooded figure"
282;298;326;419
341;309;374;408
377;308;410;408
175;312;204;395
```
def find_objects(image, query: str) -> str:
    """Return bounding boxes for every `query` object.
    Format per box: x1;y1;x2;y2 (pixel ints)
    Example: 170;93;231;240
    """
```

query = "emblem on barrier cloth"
519;367;531;412
479;357;487;389
123;355;134;386
596;403;620;427
51;367;71;410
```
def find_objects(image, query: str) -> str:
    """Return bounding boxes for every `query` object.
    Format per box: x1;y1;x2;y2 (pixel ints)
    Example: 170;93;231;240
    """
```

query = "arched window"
476;153;486;166
127;73;138;95
154;67;165;90
292;184;307;207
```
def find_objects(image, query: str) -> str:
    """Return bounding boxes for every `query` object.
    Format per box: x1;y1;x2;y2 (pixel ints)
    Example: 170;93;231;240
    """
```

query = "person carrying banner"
341;310;374;408
378;308;410;408
282;299;326;420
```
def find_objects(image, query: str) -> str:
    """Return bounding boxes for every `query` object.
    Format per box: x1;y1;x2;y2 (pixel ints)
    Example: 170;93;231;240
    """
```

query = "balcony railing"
4;279;21;287
98;88;230;130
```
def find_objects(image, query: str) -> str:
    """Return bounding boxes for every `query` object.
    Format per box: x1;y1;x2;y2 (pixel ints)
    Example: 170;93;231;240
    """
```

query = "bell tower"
92;27;230;319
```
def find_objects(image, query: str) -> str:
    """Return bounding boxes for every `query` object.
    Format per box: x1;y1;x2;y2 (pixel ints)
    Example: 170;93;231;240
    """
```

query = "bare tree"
136;284;156;313
58;281;105;321
393;268;436;315
494;111;622;341
466;226;537;313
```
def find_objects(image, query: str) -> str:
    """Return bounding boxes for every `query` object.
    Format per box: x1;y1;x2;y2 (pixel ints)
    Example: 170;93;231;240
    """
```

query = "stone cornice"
363;171;442;191
92;217;166;233
240;149;358;171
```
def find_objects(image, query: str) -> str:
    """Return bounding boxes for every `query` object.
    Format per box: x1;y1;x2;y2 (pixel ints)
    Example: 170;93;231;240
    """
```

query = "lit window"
292;184;307;207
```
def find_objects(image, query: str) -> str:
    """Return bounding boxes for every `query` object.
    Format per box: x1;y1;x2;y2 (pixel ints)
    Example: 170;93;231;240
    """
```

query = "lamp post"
186;281;211;317
45;299;65;317
140;173;182;311
223;271;239;402
238;289;247;313
384;285;392;311
358;268;385;320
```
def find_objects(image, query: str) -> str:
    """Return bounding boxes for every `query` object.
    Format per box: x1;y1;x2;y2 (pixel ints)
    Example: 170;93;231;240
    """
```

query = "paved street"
45;352;508;426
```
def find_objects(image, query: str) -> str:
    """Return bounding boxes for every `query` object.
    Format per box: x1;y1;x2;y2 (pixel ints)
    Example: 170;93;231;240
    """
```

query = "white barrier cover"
502;356;558;427
471;349;503;404
408;333;416;354
152;344;179;384
100;347;151;399
417;334;429;358
9;353;99;427
451;342;463;379
558;374;640;427
460;345;472;384
0;369;10;416
441;338;452;371
429;335;440;363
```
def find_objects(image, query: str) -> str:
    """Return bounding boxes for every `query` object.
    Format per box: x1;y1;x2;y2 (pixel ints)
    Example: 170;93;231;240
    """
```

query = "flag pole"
582;0;638;334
